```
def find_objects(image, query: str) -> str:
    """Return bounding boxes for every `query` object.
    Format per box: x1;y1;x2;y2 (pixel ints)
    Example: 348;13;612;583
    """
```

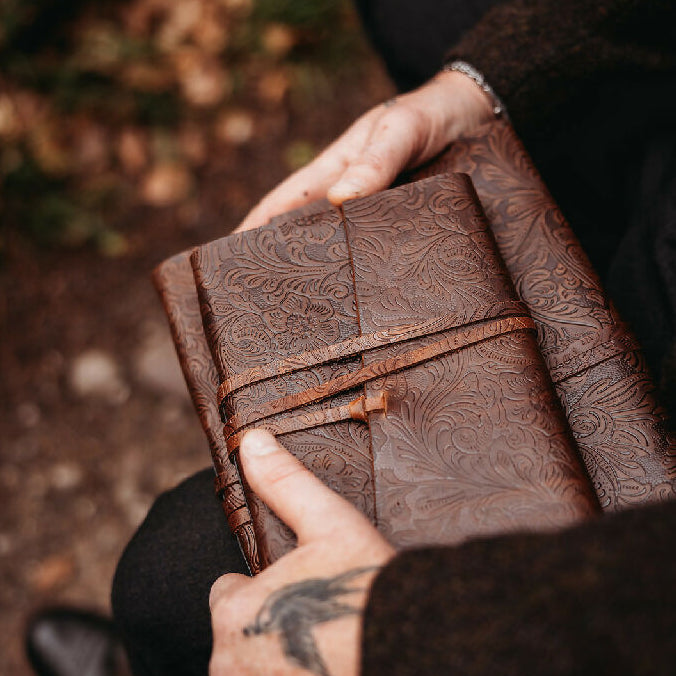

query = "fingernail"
329;178;363;200
241;429;277;456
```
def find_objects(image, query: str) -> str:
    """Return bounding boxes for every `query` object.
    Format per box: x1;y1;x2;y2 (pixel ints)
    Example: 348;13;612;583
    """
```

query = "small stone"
51;462;84;491
161;402;184;424
72;119;109;173
75;497;97;520
214;110;254;145
134;329;189;399
0;533;13;556
0;465;20;489
17;402;41;428
69;349;130;404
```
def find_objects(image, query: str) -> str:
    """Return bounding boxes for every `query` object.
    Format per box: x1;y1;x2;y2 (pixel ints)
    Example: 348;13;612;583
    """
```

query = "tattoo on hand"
383;97;398;108
243;566;380;676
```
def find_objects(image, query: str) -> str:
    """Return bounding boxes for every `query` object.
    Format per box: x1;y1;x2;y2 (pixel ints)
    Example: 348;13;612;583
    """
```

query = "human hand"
209;430;395;676
235;69;494;233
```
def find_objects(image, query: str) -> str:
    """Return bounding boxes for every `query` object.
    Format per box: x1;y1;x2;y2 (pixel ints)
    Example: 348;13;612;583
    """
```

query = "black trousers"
111;469;248;676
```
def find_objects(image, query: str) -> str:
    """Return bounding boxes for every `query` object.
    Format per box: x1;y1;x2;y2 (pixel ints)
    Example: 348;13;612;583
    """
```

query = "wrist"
441;61;507;120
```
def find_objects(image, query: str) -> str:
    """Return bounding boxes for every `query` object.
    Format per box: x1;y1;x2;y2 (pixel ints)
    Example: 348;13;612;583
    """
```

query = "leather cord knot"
348;392;388;423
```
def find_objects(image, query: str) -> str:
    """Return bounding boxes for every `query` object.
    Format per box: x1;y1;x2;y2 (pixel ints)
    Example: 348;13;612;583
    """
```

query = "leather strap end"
348;391;388;422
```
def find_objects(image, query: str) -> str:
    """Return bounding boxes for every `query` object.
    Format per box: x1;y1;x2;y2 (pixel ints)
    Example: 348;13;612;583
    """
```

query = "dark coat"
363;499;676;675
360;1;676;673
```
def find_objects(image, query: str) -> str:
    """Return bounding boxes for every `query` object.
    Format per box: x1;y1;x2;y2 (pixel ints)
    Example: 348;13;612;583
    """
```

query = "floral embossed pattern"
156;123;674;573
262;295;341;353
192;208;373;567
186;172;598;568
344;174;596;544
416;121;676;510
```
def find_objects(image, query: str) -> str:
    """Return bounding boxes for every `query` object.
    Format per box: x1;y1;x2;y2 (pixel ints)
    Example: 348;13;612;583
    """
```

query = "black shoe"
26;608;126;676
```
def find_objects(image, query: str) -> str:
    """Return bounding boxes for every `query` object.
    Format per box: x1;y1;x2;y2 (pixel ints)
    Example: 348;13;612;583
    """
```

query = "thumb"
327;105;419;205
239;429;369;544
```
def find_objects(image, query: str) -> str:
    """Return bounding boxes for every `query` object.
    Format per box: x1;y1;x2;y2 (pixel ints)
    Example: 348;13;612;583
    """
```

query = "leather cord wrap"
217;300;528;414
547;323;641;384
225;392;388;458
225;314;535;458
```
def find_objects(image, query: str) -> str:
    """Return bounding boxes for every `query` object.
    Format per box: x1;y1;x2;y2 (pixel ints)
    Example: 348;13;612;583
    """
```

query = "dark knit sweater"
447;0;676;144
357;0;676;145
363;500;676;675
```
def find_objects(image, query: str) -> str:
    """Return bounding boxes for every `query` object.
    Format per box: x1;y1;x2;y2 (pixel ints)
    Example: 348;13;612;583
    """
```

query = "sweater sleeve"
361;500;676;676
446;0;676;138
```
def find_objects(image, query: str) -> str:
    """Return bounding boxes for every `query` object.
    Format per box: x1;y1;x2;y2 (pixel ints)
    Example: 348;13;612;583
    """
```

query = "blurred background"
0;0;392;672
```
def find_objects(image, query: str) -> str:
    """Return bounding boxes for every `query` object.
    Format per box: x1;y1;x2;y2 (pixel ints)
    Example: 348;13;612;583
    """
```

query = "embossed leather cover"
153;254;258;565
154;122;675;573
181;172;597;571
415;120;676;510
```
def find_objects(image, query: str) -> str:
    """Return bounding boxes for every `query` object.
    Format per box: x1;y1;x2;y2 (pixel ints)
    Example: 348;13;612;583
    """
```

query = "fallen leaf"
214;109;254;145
193;5;230;53
262;23;297;58
178;125;208;166
218;0;253;15
0;95;22;140
258;69;290;104
156;0;203;52
30;554;76;593
140;161;192;206
173;48;232;107
117;127;149;175
96;229;130;258
121;62;174;92
28;120;72;176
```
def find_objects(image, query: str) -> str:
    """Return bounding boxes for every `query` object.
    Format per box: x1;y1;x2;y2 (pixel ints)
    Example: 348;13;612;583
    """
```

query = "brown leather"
217;299;528;401
152;254;261;572
223;315;536;454
414;120;676;509
153;121;676;573
190;172;598;568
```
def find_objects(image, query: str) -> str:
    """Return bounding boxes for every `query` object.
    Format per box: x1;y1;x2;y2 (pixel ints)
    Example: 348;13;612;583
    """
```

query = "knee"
111;468;248;675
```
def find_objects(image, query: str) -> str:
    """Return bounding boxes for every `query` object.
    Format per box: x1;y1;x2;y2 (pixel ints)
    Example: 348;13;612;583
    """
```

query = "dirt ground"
0;48;393;676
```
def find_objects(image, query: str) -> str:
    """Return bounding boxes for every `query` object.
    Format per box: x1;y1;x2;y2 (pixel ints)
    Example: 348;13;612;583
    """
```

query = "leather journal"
154;121;675;574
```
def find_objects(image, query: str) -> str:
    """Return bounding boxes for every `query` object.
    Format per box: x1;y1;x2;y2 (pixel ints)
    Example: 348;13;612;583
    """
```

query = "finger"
234;107;384;233
234;160;342;233
327;104;426;204
209;573;251;611
239;429;369;544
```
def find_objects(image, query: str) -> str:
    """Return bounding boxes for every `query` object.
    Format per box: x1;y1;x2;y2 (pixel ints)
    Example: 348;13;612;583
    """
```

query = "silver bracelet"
443;60;507;118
